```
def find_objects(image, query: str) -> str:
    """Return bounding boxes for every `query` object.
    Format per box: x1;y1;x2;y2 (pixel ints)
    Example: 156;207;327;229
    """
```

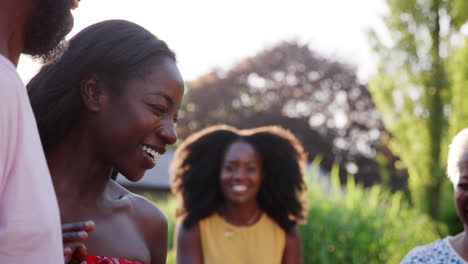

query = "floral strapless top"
82;254;148;264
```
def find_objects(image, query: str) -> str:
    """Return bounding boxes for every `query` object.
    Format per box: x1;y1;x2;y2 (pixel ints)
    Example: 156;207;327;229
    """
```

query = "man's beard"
23;0;74;63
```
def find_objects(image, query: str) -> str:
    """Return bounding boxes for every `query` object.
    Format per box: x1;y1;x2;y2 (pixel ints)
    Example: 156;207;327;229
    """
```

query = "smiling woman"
401;128;468;263
170;125;308;264
27;19;184;264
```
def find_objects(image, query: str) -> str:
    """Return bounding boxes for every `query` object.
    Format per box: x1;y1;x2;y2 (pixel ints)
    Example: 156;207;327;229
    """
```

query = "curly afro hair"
170;125;308;232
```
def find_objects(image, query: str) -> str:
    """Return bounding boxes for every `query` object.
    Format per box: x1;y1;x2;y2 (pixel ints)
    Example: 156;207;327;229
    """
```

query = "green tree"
179;41;407;189
369;0;468;229
449;37;468;136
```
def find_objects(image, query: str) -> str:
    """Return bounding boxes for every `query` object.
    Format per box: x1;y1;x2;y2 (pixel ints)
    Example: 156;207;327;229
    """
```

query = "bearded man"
0;0;93;263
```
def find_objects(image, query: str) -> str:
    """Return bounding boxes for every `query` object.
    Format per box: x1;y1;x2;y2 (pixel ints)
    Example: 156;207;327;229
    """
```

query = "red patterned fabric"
83;254;148;264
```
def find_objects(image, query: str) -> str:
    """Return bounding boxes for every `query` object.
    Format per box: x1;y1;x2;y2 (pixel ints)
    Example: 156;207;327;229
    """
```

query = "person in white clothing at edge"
0;0;94;263
400;128;468;264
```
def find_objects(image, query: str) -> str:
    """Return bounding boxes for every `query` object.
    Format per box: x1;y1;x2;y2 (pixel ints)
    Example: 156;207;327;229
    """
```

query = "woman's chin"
118;169;146;182
126;174;145;182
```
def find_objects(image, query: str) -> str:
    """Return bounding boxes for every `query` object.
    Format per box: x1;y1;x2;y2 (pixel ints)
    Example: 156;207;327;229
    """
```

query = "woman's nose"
232;169;247;180
158;121;178;145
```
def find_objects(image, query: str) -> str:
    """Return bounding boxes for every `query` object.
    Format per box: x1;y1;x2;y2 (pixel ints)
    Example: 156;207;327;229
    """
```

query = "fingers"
73;244;88;260
64;247;72;255
62;221;94;262
67;244;88;264
63;247;72;263
62;220;95;243
62;220;95;232
63;230;88;243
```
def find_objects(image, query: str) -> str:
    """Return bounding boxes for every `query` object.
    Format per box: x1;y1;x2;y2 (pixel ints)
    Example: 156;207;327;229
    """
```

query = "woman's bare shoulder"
107;181;168;260
130;194;166;224
107;180;167;225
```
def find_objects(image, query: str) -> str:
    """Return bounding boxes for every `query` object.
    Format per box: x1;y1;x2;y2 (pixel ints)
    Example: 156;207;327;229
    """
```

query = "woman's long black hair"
27;19;176;153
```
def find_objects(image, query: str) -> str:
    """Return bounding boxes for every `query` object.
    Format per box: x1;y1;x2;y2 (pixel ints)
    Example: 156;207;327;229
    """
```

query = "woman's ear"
81;76;108;112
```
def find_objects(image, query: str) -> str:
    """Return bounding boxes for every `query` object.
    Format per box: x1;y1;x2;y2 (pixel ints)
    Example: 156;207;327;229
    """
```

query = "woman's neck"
47;131;112;204
220;201;262;227
450;229;468;261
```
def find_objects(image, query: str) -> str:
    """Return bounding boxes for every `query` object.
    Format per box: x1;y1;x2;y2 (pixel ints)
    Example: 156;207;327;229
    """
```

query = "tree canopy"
369;0;468;232
178;41;406;188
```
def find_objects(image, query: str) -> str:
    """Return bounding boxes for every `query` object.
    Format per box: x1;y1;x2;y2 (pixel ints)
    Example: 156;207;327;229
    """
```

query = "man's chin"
25;40;69;64
23;8;74;61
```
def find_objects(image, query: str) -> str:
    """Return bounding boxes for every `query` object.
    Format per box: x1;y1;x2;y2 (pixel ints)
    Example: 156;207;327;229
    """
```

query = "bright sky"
18;0;388;84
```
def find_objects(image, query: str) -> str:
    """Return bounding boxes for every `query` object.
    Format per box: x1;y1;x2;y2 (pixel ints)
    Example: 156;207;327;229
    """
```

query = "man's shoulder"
0;55;20;80
0;57;24;97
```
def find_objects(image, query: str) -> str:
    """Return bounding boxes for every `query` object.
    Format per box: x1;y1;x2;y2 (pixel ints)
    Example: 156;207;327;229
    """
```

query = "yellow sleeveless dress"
199;212;286;264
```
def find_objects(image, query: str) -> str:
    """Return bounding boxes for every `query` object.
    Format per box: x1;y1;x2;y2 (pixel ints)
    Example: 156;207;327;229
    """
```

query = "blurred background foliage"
368;0;468;233
177;40;406;191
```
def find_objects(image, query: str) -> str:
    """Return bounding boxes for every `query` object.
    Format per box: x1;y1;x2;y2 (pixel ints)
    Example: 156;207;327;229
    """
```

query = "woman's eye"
223;165;234;172
247;167;257;172
150;104;166;115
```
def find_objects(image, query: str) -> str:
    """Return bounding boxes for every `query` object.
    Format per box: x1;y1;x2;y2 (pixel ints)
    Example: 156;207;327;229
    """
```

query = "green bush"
151;167;444;264
301;167;444;264
155;198;177;264
438;180;463;235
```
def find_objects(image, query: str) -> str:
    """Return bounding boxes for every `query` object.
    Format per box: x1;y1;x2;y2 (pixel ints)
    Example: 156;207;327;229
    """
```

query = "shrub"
158;198;177;250
301;167;444;263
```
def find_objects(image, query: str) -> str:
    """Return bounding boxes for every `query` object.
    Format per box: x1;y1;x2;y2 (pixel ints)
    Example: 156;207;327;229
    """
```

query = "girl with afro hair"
171;125;308;264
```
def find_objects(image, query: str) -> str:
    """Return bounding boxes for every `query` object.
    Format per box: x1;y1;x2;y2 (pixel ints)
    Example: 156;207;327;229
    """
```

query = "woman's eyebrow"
149;91;173;106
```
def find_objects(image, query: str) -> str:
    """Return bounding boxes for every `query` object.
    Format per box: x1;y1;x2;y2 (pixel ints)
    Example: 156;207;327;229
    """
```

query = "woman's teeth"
141;145;160;160
233;185;247;192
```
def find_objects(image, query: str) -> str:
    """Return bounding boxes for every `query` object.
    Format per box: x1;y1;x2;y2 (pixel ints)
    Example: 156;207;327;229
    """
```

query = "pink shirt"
0;55;63;263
